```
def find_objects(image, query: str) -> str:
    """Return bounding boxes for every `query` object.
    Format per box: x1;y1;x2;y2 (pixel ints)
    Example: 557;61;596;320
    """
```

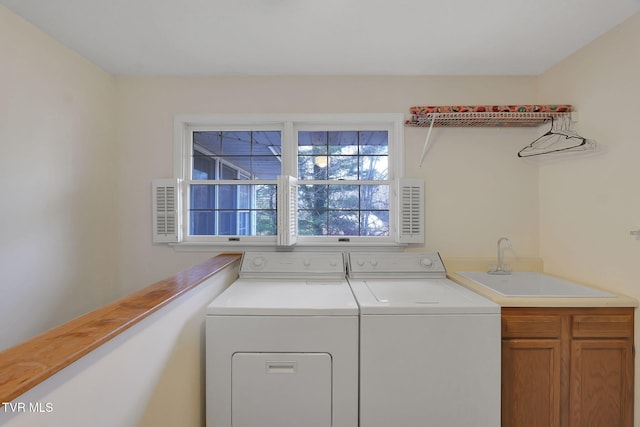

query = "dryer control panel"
239;252;346;279
347;252;447;279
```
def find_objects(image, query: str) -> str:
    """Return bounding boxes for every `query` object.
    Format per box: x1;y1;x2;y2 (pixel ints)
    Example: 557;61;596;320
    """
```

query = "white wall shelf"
405;105;573;128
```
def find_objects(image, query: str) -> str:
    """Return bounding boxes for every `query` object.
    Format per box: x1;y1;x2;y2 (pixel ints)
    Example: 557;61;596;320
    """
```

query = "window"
189;130;280;237
297;130;389;238
172;114;407;246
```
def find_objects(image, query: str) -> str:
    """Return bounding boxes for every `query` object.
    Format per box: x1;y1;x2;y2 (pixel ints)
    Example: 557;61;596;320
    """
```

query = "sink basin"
456;272;615;298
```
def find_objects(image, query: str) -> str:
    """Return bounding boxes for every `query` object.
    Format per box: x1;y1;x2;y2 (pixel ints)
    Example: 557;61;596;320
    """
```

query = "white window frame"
172;113;405;249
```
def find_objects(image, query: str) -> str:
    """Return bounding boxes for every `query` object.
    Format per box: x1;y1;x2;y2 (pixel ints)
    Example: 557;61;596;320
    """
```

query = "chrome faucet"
488;237;512;275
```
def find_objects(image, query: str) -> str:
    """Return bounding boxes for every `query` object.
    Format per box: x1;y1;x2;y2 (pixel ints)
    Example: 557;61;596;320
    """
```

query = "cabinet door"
569;339;633;427
502;339;562;427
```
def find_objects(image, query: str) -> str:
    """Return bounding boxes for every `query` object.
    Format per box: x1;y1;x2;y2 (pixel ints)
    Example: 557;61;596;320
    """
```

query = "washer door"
231;352;332;427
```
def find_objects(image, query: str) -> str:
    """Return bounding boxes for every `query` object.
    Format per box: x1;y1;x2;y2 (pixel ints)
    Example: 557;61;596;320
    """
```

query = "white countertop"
444;257;638;308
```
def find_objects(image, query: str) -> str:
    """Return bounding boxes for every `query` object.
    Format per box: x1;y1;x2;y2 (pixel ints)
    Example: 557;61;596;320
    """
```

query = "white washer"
347;252;501;427
206;252;359;427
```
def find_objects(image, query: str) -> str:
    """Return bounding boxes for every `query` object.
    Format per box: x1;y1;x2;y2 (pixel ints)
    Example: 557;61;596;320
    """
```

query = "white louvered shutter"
277;175;298;246
152;179;182;243
396;178;424;243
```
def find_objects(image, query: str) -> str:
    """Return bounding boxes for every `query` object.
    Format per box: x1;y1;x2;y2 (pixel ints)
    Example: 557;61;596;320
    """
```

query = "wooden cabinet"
501;307;634;427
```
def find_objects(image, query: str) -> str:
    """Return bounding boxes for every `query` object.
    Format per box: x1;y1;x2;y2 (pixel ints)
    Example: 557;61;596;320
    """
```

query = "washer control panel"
239;252;345;279
347;252;446;278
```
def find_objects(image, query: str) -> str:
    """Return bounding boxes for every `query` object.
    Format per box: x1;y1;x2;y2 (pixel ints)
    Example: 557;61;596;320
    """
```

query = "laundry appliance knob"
420;257;433;268
252;256;266;269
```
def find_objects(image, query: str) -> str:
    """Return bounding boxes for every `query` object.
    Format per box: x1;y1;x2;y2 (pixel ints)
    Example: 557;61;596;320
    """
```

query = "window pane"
251;155;280;179
359;131;388;155
220;131;251;155
359;156;388;180
298;131;328;155
255;184;277;210
298;210;327;236
220;163;238;180
193;131;221;153
218;210;237;235
328;185;359;209
193;153;216;180
190;184;215;209
328;156;358;180
190;211;215;235
298;185;328;210
255;211;277;236
360;185;389;210
360;211;389;236
253;131;281;150
328;131;358;155
237;185;251;209
218;184;237;209
328;212;359;236
298;156;328;180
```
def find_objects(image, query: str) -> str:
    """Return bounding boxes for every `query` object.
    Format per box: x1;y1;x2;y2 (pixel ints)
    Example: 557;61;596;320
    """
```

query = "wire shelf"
405;105;573;128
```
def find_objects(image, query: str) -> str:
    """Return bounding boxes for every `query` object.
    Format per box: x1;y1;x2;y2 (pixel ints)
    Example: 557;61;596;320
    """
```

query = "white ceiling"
2;0;639;76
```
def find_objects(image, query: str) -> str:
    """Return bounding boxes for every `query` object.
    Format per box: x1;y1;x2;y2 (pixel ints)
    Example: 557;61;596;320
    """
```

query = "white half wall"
0;261;239;427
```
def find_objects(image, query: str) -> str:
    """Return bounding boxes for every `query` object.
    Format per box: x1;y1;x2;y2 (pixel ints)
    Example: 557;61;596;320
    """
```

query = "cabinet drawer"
502;315;562;338
572;314;633;338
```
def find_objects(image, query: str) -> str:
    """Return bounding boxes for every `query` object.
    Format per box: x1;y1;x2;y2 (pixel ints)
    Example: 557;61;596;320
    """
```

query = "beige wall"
0;7;118;350
115;75;541;293
537;12;640;420
1;0;544;339
2;1;640;423
537;12;640;292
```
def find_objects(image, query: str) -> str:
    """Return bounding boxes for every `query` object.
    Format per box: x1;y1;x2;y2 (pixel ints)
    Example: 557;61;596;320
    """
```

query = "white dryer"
206;252;359;427
347;252;501;427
